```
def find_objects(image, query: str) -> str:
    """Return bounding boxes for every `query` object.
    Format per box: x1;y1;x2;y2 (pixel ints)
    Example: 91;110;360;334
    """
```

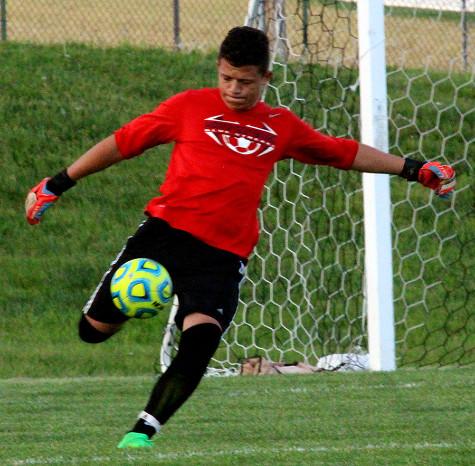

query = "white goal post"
357;0;396;370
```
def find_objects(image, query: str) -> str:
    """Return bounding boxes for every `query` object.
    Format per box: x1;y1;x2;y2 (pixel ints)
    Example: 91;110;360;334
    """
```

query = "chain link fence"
1;1;473;70
0;0;249;50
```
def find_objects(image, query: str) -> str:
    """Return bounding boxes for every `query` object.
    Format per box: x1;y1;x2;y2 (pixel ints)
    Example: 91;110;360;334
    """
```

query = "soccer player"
25;26;455;448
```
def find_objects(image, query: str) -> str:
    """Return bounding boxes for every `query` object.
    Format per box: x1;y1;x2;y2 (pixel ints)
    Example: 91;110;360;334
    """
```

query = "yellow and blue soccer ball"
110;258;173;319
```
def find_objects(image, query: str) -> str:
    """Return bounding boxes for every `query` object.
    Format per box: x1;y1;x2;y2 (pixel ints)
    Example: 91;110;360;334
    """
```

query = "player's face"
217;58;271;112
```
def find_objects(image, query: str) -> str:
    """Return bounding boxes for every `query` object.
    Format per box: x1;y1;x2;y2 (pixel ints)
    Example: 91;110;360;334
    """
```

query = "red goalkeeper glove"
25;178;59;225
418;161;456;199
25;169;76;225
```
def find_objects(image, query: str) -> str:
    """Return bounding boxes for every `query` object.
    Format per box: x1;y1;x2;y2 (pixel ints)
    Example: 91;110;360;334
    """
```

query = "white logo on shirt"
204;114;276;157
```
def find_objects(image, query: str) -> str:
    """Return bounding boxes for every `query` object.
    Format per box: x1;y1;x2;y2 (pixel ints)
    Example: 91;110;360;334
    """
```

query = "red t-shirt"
114;88;358;258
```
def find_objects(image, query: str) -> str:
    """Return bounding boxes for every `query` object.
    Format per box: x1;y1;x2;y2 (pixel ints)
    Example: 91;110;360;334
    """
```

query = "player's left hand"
25;178;59;225
418;161;456;199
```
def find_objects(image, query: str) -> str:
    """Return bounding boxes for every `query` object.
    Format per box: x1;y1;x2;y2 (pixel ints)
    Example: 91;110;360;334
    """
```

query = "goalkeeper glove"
400;159;456;199
25;178;59;225
25;169;76;225
418;161;456;199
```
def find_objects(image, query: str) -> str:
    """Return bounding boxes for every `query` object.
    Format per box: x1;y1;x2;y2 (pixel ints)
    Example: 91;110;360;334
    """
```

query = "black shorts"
82;217;246;331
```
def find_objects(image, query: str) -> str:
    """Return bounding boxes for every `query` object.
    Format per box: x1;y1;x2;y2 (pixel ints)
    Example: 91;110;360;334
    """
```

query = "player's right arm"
25;134;122;225
66;134;123;181
26;91;187;225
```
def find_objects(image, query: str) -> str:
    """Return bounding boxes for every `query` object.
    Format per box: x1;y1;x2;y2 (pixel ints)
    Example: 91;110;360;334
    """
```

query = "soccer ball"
110;258;173;319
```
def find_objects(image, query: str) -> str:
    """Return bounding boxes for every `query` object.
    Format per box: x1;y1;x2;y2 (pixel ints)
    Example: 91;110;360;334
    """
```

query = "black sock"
131;323;222;437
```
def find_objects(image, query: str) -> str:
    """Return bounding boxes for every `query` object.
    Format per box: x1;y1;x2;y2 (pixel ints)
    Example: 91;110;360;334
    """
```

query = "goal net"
160;0;473;374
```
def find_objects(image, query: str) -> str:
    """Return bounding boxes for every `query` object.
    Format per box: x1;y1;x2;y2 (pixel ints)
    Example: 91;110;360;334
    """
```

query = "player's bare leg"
118;312;222;448
85;315;124;334
78;314;125;343
181;313;222;332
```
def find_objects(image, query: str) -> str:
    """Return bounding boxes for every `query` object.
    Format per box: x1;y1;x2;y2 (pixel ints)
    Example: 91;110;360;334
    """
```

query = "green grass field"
1;368;474;465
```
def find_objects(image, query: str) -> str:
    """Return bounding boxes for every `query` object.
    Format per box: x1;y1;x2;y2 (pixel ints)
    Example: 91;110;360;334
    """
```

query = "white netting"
384;0;474;366
132;0;472;374
204;0;473;374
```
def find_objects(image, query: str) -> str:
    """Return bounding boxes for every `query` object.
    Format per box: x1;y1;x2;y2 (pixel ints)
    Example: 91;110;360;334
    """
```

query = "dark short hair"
218;26;270;75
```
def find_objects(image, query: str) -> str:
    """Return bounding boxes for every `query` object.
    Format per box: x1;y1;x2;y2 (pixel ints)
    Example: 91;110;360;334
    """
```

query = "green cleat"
117;432;154;449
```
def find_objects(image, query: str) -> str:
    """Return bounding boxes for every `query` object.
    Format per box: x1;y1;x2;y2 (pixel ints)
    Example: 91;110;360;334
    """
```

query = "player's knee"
78;314;116;344
172;323;222;378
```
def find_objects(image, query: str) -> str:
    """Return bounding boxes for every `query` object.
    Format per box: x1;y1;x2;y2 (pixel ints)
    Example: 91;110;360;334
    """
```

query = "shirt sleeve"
285;111;359;170
114;91;188;159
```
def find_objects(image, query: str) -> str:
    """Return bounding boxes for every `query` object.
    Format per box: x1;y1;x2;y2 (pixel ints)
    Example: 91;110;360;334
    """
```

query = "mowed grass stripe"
8;441;475;465
0;369;473;465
